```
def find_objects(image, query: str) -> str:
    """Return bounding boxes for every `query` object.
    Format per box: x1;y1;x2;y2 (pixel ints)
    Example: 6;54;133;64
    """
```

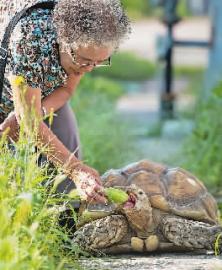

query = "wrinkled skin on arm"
0;112;19;142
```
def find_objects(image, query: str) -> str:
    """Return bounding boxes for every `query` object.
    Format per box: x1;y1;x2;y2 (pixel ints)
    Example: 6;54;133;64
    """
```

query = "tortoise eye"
139;191;144;195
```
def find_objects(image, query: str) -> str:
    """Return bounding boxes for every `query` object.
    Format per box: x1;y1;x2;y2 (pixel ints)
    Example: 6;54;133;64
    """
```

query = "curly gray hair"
53;0;131;52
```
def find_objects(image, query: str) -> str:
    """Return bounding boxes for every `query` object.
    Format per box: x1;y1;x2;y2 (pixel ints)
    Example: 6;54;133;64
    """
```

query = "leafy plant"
0;77;83;269
71;74;138;173
0;132;70;269
182;82;222;191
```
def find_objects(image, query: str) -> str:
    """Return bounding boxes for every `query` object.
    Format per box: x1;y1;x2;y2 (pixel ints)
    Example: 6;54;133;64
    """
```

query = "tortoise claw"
145;235;159;252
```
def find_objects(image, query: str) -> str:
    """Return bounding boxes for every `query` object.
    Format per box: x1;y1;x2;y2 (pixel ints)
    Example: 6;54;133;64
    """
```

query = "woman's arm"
42;73;83;115
8;75;106;203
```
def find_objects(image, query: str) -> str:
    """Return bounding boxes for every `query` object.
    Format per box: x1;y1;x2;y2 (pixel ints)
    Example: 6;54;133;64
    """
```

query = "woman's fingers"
94;176;103;186
84;182;107;203
74;165;106;203
86;189;107;204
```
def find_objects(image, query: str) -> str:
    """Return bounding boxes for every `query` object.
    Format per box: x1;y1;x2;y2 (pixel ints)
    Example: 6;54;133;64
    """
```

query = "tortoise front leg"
162;216;222;251
72;215;128;253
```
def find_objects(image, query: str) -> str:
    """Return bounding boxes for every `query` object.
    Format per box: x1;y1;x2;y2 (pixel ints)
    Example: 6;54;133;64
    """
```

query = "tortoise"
71;160;222;254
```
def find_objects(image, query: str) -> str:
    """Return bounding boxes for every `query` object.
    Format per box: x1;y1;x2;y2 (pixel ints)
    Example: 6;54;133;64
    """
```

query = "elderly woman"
0;0;131;202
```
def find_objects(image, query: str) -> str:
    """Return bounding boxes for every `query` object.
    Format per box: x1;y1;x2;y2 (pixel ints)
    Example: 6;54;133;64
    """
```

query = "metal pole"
151;0;212;117
160;0;179;119
161;22;174;119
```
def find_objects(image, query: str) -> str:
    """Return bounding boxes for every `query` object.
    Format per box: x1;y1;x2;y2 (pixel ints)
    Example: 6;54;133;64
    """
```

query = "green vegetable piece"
105;187;128;204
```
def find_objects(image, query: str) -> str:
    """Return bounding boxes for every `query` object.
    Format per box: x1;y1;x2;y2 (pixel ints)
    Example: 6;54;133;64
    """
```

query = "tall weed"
182;83;222;191
0;91;81;269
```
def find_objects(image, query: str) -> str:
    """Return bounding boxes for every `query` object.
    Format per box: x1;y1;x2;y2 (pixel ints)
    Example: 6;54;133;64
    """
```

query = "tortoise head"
118;184;155;237
77;184;154;236
121;184;149;209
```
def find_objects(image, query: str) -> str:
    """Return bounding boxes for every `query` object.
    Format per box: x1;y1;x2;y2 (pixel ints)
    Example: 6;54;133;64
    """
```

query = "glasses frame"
70;50;112;68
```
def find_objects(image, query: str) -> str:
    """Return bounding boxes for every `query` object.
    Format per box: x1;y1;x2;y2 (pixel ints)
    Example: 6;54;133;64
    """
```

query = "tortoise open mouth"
123;192;137;209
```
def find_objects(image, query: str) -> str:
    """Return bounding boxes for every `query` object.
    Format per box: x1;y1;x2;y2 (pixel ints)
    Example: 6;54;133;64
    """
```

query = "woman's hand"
73;163;107;203
0;112;19;141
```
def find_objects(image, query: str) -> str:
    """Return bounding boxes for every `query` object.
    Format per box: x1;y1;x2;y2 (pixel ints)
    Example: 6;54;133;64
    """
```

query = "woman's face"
59;44;113;75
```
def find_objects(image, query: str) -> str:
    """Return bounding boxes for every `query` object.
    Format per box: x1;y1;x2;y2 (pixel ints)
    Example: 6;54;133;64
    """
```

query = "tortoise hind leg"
162;216;222;251
72;215;128;253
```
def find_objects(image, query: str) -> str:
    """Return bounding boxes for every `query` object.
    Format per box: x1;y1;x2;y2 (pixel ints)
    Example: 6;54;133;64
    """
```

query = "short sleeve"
8;8;67;94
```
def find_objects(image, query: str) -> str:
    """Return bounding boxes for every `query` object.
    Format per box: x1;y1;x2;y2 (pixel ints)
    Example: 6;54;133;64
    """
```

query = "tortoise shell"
101;160;219;224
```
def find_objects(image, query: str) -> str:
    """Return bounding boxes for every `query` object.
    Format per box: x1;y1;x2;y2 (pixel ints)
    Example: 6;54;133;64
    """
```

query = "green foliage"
78;73;124;100
174;66;205;78
71;74;137;173
92;52;156;81
177;0;191;17
121;0;191;19
0;122;82;269
182;83;222;190
121;0;151;19
175;67;205;121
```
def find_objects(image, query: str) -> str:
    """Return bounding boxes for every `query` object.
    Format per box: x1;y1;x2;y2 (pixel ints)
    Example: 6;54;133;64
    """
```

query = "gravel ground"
79;253;222;270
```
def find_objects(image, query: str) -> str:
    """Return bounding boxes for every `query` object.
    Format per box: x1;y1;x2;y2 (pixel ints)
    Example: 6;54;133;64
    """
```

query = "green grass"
0;127;83;269
174;66;205;78
121;0;152;19
182;83;222;191
92;52;157;82
174;66;205;120
71;74;138;173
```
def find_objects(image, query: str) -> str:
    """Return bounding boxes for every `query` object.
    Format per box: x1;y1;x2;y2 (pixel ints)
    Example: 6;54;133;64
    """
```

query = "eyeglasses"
70;50;111;68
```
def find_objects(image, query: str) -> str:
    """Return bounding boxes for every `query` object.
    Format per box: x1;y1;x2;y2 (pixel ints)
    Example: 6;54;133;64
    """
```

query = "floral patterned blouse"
0;7;67;123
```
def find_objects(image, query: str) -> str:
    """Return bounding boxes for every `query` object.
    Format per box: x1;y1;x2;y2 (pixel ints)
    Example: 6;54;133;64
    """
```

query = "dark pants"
41;102;82;194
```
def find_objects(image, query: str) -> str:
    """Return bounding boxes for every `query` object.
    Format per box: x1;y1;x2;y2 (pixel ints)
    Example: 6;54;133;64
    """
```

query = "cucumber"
105;187;128;204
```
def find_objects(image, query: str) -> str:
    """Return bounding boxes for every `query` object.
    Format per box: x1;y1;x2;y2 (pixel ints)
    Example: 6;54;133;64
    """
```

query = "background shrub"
92;52;156;81
71;74;138;173
182;83;222;191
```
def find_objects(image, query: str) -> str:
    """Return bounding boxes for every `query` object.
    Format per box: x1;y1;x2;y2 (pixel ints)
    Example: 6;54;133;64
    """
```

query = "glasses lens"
96;57;111;67
70;50;111;68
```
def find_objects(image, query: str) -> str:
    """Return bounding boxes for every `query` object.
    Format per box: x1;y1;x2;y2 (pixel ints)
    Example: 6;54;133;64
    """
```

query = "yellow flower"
14;76;25;86
10;75;26;88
